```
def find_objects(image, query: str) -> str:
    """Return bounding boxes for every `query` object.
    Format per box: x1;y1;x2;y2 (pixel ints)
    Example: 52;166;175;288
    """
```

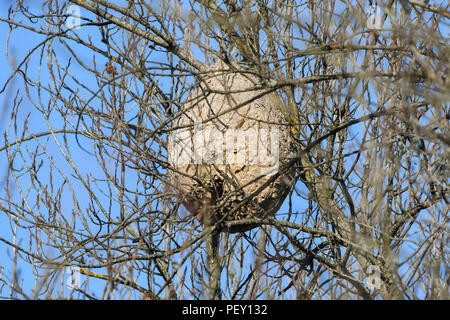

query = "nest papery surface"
168;62;294;232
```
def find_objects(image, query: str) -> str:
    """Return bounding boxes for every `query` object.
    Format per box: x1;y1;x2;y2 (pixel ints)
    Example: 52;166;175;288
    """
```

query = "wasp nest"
168;61;294;233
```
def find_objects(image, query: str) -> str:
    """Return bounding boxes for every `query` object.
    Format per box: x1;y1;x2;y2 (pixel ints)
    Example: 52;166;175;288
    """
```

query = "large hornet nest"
168;61;294;233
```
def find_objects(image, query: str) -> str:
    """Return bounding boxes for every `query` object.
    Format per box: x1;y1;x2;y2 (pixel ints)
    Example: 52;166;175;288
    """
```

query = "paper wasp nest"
168;62;294;233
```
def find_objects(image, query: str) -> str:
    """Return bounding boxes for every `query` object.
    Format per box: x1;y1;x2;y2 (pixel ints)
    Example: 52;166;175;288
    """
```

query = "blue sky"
0;0;115;298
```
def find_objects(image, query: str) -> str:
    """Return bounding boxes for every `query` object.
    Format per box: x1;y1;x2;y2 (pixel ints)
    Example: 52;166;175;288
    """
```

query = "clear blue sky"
0;0;122;298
